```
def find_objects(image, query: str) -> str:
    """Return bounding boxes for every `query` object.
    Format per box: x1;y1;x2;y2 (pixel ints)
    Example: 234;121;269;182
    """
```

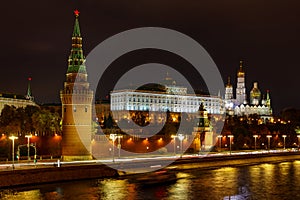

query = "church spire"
226;76;232;87
67;10;86;74
237;60;245;77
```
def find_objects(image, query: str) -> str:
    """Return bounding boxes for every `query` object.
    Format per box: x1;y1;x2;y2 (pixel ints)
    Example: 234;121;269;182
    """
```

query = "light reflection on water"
1;161;300;199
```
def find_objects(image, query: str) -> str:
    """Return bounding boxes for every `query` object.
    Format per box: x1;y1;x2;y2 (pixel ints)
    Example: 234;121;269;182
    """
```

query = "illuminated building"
225;61;272;119
111;73;224;117
60;10;93;161
0;78;36;112
236;61;247;105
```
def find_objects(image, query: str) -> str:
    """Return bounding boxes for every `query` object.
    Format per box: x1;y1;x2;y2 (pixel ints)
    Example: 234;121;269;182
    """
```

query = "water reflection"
167;172;192;200
0;189;42;200
98;179;132;200
1;161;300;199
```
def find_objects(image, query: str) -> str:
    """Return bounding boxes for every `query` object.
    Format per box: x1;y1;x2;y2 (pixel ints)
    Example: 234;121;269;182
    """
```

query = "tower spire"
26;77;34;101
73;10;81;37
226;76;232;87
67;9;86;74
237;60;245;77
266;90;272;114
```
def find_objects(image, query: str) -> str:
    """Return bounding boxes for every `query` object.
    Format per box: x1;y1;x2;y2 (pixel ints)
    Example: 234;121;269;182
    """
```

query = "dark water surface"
1;161;300;200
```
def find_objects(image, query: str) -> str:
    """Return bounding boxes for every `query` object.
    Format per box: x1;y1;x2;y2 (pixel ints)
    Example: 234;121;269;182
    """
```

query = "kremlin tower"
60;10;94;161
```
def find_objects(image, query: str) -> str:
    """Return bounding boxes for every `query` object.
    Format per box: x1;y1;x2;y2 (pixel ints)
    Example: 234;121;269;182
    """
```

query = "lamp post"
282;135;287;150
253;135;258;151
117;135;123;158
25;135;32;161
9;136;18;170
228;135;234;155
297;135;300;149
267;135;272;151
217;135;222;151
178;134;184;158
109;133;117;162
171;135;177;156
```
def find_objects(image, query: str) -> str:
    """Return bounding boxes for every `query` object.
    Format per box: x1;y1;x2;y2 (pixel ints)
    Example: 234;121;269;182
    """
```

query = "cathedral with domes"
224;61;272;120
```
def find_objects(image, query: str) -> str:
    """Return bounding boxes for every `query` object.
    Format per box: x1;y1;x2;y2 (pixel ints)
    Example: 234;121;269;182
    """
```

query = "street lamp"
116;135;123;158
228;135;234;155
171;135;178;156
25;134;32;161
267;135;272;151
178;134;184;158
217;135;222;151
109;134;117;162
282;135;287;150
253;135;258;151
297;135;300;149
9;136;18;170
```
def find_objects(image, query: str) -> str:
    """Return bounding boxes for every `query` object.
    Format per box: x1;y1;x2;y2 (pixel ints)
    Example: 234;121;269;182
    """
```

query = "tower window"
74;106;77;112
85;106;88;112
64;107;66;112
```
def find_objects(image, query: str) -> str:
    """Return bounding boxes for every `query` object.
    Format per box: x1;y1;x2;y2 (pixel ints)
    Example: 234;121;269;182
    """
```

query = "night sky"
1;0;300;115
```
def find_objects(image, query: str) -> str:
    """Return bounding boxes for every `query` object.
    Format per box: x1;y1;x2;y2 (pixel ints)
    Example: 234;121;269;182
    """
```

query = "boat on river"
134;170;178;186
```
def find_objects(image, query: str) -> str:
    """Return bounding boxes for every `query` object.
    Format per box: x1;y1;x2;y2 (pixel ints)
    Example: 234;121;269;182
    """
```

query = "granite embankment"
170;152;300;171
0;164;118;188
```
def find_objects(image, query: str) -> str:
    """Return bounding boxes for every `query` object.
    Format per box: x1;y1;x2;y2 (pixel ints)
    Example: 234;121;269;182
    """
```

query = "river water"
1;160;300;200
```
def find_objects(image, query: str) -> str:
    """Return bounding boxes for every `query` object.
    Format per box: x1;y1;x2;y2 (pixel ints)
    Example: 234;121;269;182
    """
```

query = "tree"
0;105;20;135
32;109;61;136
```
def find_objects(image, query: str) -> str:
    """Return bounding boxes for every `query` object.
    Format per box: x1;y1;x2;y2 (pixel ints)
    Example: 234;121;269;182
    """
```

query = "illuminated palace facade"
225;61;272;119
110;77;224;121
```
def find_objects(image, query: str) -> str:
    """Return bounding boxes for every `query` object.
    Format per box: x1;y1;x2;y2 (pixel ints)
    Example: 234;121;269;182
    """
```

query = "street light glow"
178;134;184;158
228;135;234;155
25;134;32;161
109;134;117;162
266;135;272;151
9;136;18;170
253;135;258;150
282;135;287;149
217;135;222;151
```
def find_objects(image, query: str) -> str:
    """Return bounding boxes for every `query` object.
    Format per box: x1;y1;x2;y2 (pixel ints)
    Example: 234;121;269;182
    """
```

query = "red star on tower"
74;10;80;17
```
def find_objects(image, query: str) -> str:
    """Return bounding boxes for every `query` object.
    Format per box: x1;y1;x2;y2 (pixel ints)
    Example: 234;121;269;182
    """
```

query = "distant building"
225;61;272;120
0;78;36;112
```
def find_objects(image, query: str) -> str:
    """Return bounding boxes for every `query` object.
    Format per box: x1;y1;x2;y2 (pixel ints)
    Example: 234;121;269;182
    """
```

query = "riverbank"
1;152;300;188
170;151;300;171
0;164;118;188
